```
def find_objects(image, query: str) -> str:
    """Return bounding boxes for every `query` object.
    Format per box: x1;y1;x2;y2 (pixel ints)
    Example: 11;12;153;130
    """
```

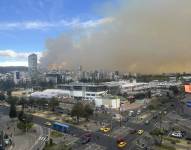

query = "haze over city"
0;0;191;73
1;1;191;150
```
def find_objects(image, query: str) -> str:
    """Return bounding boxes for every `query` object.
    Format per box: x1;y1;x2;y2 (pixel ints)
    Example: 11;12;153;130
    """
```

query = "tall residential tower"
28;54;37;78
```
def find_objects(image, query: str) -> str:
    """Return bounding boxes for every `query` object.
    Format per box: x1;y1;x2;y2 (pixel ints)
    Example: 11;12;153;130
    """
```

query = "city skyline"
0;0;191;74
0;0;117;66
0;1;191;150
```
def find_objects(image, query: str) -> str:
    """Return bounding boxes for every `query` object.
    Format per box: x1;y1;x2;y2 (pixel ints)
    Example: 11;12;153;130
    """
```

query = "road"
31;107;169;150
0;95;187;150
30;126;49;150
0;105;49;150
32;115;119;149
0;102;158;150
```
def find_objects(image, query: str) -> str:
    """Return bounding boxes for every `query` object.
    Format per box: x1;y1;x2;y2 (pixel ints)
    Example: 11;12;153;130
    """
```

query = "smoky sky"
40;0;191;74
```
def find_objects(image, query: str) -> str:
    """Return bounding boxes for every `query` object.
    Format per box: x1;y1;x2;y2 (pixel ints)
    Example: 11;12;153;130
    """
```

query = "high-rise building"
28;54;37;78
13;71;20;84
77;65;83;80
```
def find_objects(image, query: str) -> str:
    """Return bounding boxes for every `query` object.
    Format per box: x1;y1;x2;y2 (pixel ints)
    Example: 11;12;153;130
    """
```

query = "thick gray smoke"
40;0;191;74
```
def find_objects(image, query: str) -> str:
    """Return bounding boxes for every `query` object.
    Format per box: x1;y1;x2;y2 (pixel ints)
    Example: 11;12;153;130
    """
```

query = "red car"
80;133;92;144
116;137;127;148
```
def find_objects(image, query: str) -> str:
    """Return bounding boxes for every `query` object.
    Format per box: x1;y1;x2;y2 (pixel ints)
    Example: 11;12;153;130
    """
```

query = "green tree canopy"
48;98;59;111
83;104;93;121
9;99;17;118
71;102;84;124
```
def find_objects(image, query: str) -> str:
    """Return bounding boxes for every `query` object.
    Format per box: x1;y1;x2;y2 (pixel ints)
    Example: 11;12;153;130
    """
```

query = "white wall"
111;99;120;109
95;97;120;109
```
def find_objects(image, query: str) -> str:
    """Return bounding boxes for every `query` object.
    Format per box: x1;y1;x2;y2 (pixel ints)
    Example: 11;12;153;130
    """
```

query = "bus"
52;122;70;133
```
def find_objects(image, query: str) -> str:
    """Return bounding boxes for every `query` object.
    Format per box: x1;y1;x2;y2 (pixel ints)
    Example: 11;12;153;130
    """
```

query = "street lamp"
109;105;113;130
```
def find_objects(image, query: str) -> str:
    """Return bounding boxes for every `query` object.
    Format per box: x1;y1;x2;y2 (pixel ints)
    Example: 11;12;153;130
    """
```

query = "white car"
112;114;122;121
4;139;10;145
171;131;183;138
137;110;141;115
128;110;134;117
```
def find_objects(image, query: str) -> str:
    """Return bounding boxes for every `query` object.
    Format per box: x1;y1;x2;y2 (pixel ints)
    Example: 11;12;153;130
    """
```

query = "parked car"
171;131;183;138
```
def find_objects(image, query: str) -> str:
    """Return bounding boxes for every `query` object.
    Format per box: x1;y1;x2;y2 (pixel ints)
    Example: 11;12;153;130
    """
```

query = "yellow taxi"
117;141;127;148
100;127;111;133
137;129;144;135
44;122;52;126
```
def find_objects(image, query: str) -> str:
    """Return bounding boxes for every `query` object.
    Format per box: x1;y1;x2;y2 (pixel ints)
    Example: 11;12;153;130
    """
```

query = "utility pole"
110;115;113;130
109;105;113;130
159;111;164;145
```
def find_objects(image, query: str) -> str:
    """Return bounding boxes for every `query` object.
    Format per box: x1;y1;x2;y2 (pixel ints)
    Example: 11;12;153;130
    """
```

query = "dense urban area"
0;54;191;150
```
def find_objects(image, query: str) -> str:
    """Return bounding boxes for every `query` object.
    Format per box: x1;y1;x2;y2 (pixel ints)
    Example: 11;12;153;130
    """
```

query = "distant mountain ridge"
0;66;28;73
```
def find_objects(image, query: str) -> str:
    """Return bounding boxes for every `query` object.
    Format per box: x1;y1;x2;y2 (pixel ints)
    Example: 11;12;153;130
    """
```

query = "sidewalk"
0;114;42;150
32;110;106;132
10;124;42;150
162;137;191;150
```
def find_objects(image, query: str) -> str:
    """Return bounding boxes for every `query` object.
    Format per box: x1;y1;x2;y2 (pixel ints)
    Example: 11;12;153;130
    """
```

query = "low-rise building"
94;95;120;109
31;83;108;100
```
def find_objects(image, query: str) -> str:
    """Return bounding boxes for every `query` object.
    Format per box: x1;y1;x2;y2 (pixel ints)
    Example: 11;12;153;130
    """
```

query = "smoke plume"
40;0;191;74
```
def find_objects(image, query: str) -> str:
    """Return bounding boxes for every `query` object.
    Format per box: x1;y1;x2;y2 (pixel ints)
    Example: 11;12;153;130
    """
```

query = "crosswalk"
38;136;48;142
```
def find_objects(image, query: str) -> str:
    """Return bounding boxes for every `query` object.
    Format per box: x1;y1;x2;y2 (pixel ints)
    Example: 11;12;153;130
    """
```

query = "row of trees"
7;95;60;116
71;102;93;124
13;97;60;112
7;96;33;132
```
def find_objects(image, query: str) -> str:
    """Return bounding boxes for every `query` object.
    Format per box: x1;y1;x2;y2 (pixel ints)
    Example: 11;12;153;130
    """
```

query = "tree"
0;80;15;91
19;97;28;111
28;97;35;109
48;98;59;111
83;104;93;121
17;120;33;132
7;96;19;105
36;98;48;110
7;90;12;97
9;100;17;118
169;86;179;96
17;111;33;132
18;110;25;122
71;102;84;124
0;93;5;101
147;90;151;98
150;128;164;145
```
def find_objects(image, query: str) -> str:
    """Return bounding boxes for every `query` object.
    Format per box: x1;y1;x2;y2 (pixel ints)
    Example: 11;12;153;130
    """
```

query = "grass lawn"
43;142;71;150
163;136;181;143
50;130;63;138
155;144;176;150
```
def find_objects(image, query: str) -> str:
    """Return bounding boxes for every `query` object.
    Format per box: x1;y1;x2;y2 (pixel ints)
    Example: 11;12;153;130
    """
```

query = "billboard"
184;85;191;93
186;101;191;107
